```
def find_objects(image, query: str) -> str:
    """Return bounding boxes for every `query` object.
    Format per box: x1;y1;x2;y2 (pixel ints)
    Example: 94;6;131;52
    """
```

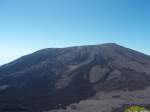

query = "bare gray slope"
48;87;150;112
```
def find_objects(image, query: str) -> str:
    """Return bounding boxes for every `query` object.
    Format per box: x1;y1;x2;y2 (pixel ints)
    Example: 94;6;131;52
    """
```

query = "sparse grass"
124;106;148;112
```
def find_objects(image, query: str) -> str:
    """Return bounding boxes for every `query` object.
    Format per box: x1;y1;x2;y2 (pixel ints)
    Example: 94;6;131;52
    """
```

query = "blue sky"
0;0;150;65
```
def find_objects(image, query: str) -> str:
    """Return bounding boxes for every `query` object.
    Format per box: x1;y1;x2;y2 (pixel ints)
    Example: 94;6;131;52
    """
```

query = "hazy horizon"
0;0;150;65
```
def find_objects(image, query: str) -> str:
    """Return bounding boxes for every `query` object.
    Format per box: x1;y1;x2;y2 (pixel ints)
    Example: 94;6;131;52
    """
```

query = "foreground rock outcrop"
47;87;150;112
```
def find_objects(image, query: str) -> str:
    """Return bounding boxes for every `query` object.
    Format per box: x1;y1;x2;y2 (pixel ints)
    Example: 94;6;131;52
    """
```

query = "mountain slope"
0;43;150;111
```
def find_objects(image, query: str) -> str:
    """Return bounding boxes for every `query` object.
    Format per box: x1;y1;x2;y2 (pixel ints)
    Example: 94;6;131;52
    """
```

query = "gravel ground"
45;87;150;112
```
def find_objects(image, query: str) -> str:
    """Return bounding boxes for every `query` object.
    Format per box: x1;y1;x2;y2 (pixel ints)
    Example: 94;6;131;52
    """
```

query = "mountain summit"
0;43;150;111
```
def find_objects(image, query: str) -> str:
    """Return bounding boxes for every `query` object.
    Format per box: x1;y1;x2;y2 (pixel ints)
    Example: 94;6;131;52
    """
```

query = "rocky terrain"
0;43;150;112
47;87;150;112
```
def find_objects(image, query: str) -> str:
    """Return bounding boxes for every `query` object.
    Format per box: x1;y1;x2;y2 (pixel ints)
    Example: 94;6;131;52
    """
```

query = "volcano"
0;43;150;112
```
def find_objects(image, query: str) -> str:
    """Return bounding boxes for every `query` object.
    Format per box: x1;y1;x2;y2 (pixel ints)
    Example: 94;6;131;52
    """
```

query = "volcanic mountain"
0;43;150;112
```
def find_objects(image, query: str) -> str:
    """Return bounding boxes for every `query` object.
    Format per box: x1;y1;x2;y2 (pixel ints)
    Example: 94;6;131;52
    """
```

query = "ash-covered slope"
0;43;150;111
